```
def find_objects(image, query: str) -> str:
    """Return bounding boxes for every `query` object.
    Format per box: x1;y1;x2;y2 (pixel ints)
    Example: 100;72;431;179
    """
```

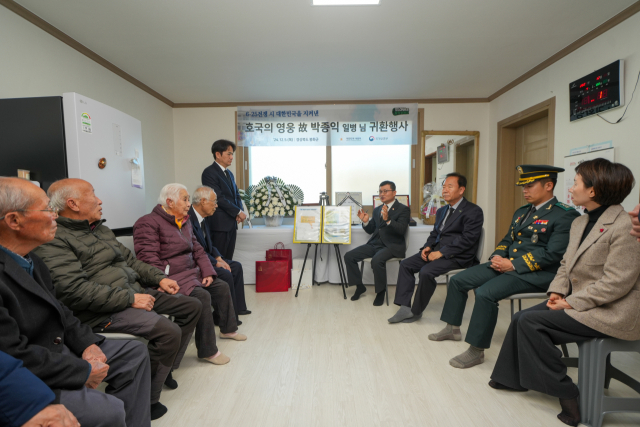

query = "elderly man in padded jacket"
0;177;151;427
32;178;202;421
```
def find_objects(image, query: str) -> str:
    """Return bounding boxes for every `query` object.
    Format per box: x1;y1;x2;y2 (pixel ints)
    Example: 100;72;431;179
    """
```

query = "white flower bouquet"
244;176;304;219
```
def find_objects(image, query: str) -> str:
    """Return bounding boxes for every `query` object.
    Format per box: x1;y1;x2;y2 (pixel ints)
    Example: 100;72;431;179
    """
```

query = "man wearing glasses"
344;181;411;306
188;186;250;326
32;178;201;420
0;177;151;427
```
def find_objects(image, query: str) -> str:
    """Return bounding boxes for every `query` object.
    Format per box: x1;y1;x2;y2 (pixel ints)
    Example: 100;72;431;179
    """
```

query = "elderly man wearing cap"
429;165;580;369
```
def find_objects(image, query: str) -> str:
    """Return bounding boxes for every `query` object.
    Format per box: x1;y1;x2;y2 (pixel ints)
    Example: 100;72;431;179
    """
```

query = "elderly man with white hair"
188;186;250;326
33;178;204;420
0;177;151;427
134;184;246;367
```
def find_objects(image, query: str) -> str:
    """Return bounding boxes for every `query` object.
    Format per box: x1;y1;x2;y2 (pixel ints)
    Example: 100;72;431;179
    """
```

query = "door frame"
495;97;556;245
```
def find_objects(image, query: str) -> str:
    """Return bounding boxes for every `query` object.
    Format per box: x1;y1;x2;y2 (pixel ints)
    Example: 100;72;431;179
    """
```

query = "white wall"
0;9;175;212
172;107;237;192
489;13;640;226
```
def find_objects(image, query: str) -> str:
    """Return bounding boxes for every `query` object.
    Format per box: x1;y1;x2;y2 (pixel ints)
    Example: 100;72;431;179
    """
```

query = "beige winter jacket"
547;204;640;341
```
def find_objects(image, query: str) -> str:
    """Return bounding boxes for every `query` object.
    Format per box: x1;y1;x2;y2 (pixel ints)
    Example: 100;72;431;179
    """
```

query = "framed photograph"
293;206;323;244
372;195;410;211
321;206;351;245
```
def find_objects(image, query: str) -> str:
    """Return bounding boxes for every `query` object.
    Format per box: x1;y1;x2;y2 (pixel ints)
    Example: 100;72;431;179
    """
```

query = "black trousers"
96;291;201;404
214;258;247;314
344;243;395;293
211;228;237;260
394;252;461;315
491;302;609;399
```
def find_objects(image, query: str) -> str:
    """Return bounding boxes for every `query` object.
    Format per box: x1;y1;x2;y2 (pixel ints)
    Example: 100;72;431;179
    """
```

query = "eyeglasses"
0;205;60;220
378;189;394;195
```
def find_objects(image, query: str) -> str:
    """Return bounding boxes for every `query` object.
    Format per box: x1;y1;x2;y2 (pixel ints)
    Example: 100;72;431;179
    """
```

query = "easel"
295;195;349;299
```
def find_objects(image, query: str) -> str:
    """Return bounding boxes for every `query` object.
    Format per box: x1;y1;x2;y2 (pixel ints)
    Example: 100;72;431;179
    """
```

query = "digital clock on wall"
569;59;624;122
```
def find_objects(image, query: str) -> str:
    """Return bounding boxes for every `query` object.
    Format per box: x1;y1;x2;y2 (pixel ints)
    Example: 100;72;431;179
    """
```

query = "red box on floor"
256;260;289;292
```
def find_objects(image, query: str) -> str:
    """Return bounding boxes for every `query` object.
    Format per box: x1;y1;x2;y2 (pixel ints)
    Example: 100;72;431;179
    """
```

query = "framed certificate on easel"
293;206;323;244
321;206;351;244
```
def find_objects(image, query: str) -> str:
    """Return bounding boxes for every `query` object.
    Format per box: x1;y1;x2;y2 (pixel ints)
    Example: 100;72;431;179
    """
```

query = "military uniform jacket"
491;197;580;287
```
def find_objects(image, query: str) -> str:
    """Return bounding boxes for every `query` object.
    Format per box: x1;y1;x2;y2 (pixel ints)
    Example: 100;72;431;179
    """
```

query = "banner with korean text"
237;104;417;146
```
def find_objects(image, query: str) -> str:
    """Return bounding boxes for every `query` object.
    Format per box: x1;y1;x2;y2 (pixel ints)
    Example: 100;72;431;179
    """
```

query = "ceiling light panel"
312;0;380;6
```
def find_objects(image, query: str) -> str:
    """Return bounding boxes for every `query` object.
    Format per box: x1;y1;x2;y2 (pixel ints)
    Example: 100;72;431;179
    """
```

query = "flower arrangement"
421;182;446;220
244;176;304;218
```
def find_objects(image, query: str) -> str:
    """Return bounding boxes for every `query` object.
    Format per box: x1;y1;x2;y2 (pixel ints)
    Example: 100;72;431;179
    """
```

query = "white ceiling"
12;0;638;103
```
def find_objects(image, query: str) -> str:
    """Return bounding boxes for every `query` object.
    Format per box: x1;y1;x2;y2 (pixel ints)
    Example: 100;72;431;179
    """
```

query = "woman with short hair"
134;183;246;367
489;158;640;427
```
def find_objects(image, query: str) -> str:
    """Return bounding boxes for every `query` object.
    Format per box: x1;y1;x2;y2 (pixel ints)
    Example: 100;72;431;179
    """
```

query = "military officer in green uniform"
429;164;580;369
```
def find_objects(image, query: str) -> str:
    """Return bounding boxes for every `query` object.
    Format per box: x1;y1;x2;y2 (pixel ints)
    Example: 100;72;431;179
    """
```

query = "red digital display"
581;89;608;106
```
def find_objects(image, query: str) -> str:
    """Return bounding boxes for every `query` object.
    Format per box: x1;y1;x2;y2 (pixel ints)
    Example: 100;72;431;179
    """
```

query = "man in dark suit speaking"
201;139;246;260
389;173;484;324
344;181;411;306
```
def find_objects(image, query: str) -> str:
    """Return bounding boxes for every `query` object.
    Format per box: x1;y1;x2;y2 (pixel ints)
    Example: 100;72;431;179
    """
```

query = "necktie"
441;206;454;229
224;169;232;185
522;205;536;224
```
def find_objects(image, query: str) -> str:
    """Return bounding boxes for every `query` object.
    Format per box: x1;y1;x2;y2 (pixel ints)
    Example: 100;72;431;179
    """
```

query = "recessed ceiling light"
312;0;380;5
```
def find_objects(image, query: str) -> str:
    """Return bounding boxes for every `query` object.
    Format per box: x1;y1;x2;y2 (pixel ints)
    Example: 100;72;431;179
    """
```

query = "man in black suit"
0;177;151;427
389;173;484;323
189;186;250;323
344;181;411;306
201;139;246;260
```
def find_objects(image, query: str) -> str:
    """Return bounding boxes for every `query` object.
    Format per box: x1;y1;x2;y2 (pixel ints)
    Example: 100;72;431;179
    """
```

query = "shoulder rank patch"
555;202;574;211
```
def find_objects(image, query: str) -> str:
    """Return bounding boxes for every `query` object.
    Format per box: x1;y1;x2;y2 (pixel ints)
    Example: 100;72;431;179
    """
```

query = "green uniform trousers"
440;262;545;349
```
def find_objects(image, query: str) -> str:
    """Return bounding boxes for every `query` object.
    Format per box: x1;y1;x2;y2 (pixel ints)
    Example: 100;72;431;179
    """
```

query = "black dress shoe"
164;370;178;389
237;310;252;315
150;402;168;420
237;319;242;326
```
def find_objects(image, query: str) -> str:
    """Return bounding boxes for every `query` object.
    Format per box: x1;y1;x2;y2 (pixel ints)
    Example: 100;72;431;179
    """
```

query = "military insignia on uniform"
541;228;546;232
533;216;538;219
533;219;549;225
517;166;523;174
511;231;515;240
515;216;521;224
555;202;574;211
528;226;533;230
532;234;539;243
546;204;553;210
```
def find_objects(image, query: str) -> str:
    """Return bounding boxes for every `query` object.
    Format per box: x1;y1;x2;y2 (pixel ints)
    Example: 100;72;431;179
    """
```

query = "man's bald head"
48;178;103;223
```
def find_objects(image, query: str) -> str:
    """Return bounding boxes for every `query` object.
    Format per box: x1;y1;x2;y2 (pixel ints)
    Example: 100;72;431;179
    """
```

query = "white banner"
237;104;417;146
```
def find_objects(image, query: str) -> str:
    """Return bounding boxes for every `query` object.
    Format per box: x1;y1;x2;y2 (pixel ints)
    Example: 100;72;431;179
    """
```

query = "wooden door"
424;153;435;185
512;116;549;210
455;141;475;202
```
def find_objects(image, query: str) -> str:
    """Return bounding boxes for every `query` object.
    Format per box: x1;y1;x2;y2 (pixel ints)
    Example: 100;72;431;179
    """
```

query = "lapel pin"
600;228;604;232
